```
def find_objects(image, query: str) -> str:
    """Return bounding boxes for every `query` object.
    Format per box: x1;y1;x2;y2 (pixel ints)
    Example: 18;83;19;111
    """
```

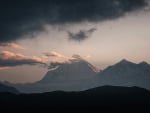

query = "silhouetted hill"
0;86;150;112
0;83;19;94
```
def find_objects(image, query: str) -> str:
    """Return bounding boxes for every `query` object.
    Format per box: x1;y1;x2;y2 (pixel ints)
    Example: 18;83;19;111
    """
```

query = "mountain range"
3;59;150;93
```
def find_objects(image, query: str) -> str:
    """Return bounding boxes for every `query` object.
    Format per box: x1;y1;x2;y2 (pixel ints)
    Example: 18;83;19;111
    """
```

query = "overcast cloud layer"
0;0;147;43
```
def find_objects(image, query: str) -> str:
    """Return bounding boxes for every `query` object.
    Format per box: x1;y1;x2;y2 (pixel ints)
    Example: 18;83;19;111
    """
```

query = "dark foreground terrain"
0;86;150;112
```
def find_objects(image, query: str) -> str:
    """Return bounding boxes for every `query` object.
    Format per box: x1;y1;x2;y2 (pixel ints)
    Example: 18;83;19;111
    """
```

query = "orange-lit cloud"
0;51;91;69
0;43;25;50
43;52;90;64
0;66;10;70
84;55;91;59
0;51;46;69
43;51;63;58
43;51;91;69
43;51;69;63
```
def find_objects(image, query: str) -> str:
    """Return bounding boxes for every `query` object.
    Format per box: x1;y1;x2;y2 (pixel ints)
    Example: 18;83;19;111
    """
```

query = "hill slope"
0;86;150;112
0;83;19;94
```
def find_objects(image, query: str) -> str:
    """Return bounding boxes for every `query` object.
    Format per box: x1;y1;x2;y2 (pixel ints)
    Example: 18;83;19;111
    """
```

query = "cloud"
84;55;91;59
43;51;63;57
0;43;25;50
68;28;96;41
47;53;83;69
0;0;148;42
0;67;10;70
72;54;83;60
43;51;71;65
46;53;98;72
0;51;46;69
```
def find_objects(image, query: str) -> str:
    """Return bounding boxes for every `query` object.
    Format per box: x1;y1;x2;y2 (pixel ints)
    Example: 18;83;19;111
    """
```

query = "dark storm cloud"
68;28;96;41
0;0;147;42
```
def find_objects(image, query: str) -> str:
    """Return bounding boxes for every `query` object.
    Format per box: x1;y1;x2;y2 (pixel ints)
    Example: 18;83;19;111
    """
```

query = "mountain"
0;83;19;94
4;59;150;93
0;86;150;112
38;60;97;83
8;60;97;93
94;59;150;90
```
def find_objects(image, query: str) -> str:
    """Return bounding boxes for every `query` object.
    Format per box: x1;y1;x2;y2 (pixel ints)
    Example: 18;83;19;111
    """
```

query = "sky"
0;0;150;83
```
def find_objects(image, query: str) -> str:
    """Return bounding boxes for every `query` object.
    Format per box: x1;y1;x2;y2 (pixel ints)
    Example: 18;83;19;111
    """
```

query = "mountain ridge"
3;59;150;93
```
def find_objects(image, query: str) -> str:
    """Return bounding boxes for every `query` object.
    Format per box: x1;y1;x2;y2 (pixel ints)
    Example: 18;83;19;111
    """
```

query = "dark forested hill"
0;85;150;112
0;83;19;94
